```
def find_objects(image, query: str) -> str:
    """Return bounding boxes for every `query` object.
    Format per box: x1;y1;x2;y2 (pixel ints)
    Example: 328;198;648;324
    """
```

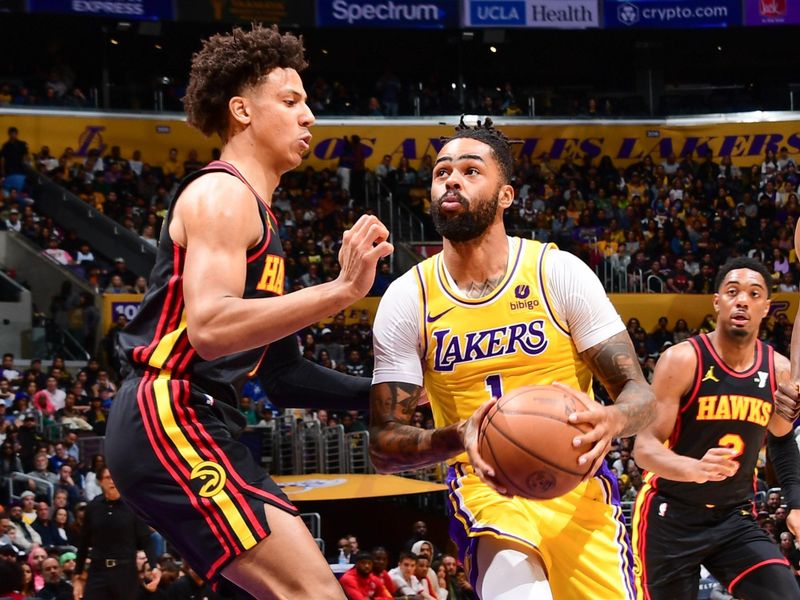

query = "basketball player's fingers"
356;222;390;248
579;439;612;479
364;241;394;262
567;408;602;427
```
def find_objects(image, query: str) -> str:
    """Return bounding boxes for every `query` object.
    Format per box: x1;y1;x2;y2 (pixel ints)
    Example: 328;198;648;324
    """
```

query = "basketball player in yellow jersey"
369;118;655;600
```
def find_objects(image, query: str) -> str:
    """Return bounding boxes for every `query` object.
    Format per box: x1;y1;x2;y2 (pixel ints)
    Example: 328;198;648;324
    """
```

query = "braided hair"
444;116;515;184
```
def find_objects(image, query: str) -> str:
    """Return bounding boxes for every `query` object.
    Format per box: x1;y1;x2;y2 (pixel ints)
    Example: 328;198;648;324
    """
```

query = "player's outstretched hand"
691;447;739;484
775;381;800;422
559;382;624;479
459;397;508;496
336;214;394;300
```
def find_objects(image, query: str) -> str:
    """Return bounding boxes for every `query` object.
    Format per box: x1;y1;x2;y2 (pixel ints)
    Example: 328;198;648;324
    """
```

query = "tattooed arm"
368;382;461;472
579;330;655;438
544;248;655;475
369;381;498;479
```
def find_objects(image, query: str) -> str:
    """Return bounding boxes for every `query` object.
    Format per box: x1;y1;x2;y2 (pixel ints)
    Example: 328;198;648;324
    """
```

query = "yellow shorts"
446;463;636;600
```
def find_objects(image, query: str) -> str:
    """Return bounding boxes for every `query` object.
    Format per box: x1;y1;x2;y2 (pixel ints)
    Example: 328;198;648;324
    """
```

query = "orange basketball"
478;384;594;500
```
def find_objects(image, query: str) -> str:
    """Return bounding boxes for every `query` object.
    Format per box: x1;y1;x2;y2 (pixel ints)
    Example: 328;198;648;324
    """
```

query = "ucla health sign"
744;0;800;26
462;0;599;28
28;0;172;19
604;0;741;28
316;0;459;28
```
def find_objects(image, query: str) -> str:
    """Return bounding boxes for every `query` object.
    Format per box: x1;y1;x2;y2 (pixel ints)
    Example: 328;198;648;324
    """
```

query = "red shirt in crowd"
339;567;393;600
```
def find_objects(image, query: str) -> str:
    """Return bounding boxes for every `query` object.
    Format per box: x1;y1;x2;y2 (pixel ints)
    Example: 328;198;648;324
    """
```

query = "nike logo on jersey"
426;307;455;323
702;366;720;383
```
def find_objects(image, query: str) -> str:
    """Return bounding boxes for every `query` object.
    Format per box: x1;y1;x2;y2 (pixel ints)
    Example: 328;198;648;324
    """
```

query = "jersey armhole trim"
538;244;570;337
415;265;429;360
679;337;703;416
767;344;776;396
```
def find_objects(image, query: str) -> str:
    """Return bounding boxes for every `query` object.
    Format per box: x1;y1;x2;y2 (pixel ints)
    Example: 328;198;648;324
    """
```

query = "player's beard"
431;187;500;243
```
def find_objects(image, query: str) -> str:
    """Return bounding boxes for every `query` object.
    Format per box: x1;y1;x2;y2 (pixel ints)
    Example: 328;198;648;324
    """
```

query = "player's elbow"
187;328;226;361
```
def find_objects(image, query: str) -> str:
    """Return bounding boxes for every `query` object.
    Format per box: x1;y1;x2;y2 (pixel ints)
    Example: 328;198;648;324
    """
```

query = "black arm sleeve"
257;335;371;411
767;430;800;509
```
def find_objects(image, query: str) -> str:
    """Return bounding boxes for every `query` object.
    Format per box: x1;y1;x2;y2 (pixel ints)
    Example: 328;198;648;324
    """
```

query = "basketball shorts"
106;374;298;582
632;486;791;600
447;462;636;600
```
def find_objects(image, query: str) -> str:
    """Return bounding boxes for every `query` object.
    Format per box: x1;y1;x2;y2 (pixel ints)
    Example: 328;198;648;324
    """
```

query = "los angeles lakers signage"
5;109;800;172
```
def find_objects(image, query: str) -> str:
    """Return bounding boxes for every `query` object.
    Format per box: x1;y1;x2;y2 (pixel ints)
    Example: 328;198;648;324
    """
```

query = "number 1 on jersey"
485;374;503;400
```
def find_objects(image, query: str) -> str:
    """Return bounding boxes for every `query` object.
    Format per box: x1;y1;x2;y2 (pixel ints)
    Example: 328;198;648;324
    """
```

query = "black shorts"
105;375;298;582
633;488;789;600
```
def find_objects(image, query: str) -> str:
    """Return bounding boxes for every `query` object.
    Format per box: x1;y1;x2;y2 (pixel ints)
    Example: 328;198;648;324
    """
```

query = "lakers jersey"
415;237;594;463
649;333;775;508
117;161;285;405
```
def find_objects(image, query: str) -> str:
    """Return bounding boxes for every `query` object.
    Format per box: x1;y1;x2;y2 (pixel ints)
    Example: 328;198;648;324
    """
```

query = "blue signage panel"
316;0;459;28
463;1;599;28
603;0;741;29
28;0;173;20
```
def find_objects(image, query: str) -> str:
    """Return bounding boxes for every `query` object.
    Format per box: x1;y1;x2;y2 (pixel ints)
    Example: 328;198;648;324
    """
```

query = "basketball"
478;384;594;500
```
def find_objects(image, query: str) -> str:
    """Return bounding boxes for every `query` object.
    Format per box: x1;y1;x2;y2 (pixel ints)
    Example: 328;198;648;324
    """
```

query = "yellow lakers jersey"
415;237;593;463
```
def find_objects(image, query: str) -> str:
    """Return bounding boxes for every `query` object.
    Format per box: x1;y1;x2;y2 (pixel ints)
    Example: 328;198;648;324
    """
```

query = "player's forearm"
792;308;800;380
187;281;357;360
612;380;656;438
368;423;462;473
632;435;698;482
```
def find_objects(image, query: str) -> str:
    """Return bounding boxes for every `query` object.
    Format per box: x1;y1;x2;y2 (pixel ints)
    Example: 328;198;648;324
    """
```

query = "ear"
762;298;771;319
498;184;515;210
712;293;720;314
228;96;250;127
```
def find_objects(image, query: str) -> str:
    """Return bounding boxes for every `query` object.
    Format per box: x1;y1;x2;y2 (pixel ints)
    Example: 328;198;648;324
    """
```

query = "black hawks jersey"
649;333;775;509
117;160;285;405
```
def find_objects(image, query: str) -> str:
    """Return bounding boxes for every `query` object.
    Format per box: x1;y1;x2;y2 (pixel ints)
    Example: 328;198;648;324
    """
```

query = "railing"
7;472;55;504
365;177;427;271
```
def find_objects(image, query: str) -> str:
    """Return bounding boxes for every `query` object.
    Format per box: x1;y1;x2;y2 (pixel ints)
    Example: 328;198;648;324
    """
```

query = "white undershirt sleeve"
544;248;625;353
371;271;425;386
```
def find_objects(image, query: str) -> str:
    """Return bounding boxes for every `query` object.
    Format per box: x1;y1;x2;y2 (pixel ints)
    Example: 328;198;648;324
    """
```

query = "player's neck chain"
457;273;505;299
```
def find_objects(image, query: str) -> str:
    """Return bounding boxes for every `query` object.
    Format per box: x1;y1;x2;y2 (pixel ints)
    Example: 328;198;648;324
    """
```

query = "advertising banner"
316;0;459;28
28;0;173;20
6;111;800;174
603;0;740;29
102;293;143;333
461;0;599;28
743;0;800;26
175;0;314;26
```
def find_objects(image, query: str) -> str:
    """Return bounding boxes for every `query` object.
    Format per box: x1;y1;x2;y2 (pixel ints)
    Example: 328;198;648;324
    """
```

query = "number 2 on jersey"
718;433;745;459
485;374;503;400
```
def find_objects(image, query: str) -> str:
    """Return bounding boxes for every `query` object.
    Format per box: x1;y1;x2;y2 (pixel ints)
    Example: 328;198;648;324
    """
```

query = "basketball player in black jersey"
103;26;392;600
632;257;800;600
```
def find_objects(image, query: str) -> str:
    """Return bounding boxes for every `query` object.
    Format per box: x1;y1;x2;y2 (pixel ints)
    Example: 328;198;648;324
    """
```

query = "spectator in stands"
0;127;29;192
1;354;21;388
54;465;80;509
370;546;396;596
389;552;426;598
161;147;181;179
26;452;58;495
0;377;15;407
34;378;64;414
104;274;129;294
36;556;72;600
3;207;21;231
766;490;782;515
339;551;392;600
780;532;800;584
0;441;23;478
108;257;137;289
8;502;41;552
